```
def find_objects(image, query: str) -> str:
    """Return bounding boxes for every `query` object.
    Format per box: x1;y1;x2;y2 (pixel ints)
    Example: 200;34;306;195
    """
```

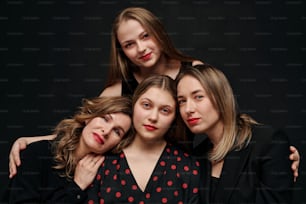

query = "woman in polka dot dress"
86;75;201;204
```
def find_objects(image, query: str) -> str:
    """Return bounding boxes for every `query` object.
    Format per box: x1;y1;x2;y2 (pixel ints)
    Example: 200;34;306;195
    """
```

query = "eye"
142;32;150;39
122;42;134;49
101;115;111;122
177;98;186;106
161;107;171;114
141;101;151;109
195;95;204;101
113;128;122;137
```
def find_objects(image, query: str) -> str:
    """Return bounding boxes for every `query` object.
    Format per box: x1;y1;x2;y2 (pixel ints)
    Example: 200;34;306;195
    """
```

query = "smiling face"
177;75;223;136
133;87;176;142
117;19;162;69
80;113;131;155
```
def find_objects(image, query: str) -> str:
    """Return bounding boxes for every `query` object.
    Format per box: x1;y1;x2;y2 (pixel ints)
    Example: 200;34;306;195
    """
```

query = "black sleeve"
255;128;294;204
8;141;49;203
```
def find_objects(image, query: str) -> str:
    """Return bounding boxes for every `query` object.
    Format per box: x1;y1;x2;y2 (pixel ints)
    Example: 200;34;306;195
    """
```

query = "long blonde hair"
52;96;132;178
176;64;259;162
116;75;187;151
105;7;195;88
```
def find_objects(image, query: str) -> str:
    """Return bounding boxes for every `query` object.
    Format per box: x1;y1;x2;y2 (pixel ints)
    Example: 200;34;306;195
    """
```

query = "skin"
77;113;131;157
8;19;300;180
123;87;176;191
177;75;224;145
101;19;203;96
177;74;298;181
132;87;176;143
74;113;131;189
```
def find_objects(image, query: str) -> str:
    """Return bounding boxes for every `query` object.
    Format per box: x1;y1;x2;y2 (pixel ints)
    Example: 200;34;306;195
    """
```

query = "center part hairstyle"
117;75;187;150
176;64;258;162
106;7;195;87
52;96;132;178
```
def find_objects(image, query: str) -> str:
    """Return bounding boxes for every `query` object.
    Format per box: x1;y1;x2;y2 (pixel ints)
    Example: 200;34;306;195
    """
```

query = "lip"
140;52;152;61
187;118;200;126
93;132;104;144
143;124;157;131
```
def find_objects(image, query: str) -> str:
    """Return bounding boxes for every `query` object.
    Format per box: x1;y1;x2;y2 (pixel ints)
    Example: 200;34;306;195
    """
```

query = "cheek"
123;48;136;59
161;115;175;128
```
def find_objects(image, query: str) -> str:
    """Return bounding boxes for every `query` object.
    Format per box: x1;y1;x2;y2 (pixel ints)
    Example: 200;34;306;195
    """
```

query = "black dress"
86;144;201;204
8;140;87;204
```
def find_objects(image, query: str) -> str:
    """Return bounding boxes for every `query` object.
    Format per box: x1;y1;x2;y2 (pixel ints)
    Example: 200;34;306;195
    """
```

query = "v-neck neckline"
121;145;168;193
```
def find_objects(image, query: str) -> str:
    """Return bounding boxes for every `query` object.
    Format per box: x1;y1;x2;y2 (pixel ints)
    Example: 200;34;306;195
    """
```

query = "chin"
188;127;202;135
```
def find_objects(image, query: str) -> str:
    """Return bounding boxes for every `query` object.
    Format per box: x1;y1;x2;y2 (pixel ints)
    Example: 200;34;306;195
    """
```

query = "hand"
9;137;28;178
289;146;299;182
74;154;105;190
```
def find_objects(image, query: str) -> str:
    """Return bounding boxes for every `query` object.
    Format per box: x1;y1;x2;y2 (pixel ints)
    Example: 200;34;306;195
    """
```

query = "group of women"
8;7;298;204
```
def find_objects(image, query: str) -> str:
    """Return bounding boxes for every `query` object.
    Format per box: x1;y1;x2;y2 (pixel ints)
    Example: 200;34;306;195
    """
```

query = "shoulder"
250;125;289;155
21;140;52;156
99;81;122;97
192;60;204;66
251;125;288;143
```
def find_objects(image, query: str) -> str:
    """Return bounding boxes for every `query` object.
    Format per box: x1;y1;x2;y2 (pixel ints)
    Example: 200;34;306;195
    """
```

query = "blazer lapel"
213;145;252;203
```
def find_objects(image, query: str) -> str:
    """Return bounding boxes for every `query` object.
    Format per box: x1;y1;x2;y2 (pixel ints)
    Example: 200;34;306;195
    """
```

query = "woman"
100;7;203;97
8;7;299;180
176;64;293;203
86;75;201;203
8;96;132;203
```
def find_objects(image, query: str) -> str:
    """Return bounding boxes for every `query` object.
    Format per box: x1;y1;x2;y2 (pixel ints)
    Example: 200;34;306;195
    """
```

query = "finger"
9;164;17;179
13;151;21;167
289;145;297;152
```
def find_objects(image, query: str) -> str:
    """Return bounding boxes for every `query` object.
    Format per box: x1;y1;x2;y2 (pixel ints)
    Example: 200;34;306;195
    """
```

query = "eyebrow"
177;89;203;98
121;31;147;44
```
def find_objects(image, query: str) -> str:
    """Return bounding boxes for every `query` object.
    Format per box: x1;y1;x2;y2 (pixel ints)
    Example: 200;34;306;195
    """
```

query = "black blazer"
193;126;293;204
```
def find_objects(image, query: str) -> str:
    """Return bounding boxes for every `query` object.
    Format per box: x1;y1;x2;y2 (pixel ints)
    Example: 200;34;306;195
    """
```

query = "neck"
74;142;89;162
135;57;180;82
125;135;167;154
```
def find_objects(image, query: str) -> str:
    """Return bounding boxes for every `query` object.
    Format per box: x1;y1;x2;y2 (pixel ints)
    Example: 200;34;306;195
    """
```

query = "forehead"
111;112;131;126
139;87;175;106
117;19;145;41
177;75;205;94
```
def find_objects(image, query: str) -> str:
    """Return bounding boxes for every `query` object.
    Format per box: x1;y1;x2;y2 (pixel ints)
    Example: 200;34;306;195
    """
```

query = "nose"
101;125;111;137
185;99;195;115
148;108;158;123
136;41;146;53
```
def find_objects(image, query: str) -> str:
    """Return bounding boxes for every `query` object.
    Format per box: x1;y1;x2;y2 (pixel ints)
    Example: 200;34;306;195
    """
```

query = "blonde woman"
176;64;294;203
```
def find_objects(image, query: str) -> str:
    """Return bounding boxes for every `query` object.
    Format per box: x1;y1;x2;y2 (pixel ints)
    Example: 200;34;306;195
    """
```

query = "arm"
289;145;299;182
8;141;50;203
9;134;56;178
256;129;294;203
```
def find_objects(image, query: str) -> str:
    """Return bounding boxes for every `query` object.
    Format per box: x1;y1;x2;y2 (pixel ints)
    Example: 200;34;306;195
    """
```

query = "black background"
1;1;305;203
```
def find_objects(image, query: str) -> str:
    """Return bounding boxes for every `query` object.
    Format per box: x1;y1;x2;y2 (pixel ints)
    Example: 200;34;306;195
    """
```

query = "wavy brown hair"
52;96;132;178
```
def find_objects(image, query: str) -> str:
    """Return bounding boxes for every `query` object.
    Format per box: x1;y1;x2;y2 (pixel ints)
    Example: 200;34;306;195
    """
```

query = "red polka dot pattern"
86;144;201;203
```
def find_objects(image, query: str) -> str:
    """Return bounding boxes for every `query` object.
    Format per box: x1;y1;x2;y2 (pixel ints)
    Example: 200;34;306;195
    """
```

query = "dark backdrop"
1;1;305;203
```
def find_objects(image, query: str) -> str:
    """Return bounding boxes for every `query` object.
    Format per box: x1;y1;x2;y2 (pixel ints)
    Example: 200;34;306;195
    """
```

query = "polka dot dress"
86;144;201;203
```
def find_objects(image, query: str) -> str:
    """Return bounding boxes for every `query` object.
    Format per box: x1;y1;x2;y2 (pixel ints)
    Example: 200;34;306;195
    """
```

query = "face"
117;19;162;69
133;87;176;142
80;113;131;154
177;75;223;136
